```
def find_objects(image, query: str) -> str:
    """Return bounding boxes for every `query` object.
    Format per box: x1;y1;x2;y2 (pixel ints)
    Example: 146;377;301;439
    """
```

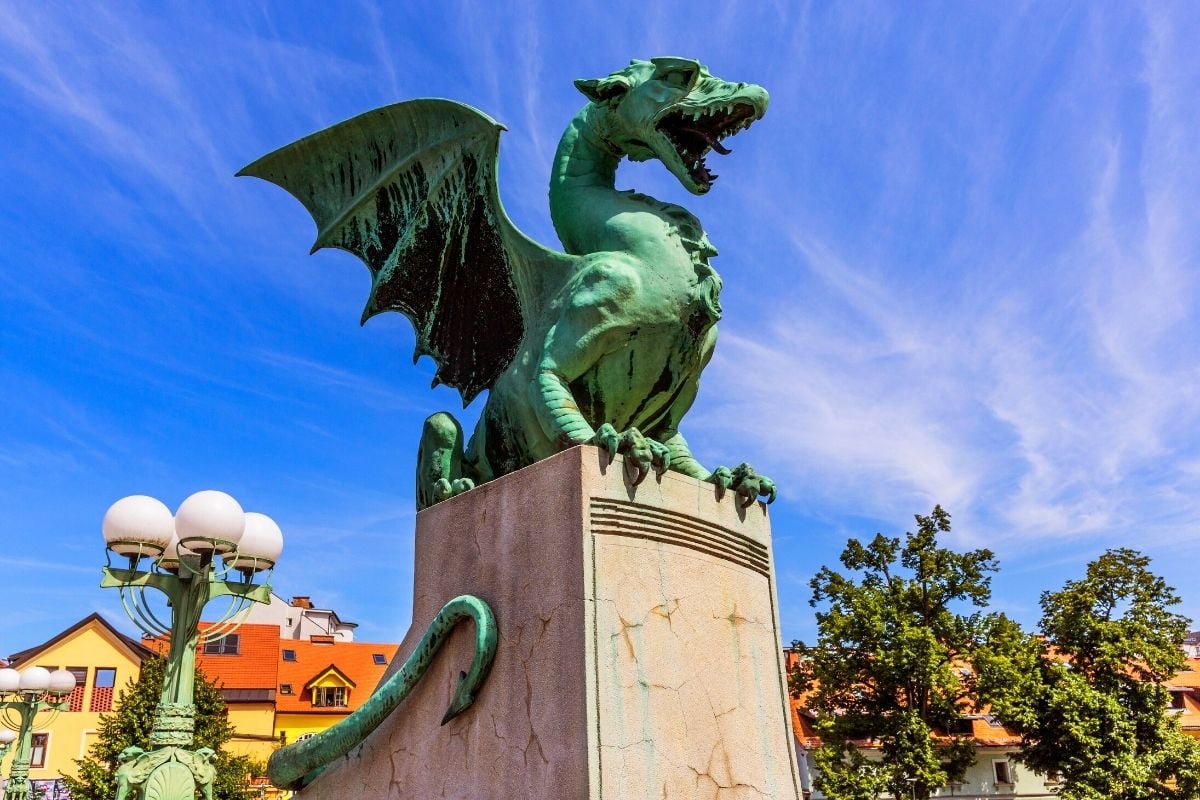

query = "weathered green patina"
241;57;775;510
265;595;497;791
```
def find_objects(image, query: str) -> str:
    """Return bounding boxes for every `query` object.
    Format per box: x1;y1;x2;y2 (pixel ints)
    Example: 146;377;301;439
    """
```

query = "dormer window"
305;664;356;708
313;686;347;707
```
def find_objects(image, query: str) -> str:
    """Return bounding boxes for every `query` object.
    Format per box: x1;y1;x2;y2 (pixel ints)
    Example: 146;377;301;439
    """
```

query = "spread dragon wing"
238;99;569;405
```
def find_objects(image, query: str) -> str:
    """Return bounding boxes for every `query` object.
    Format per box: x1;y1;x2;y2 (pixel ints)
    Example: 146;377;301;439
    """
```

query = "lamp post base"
115;745;217;800
2;762;30;800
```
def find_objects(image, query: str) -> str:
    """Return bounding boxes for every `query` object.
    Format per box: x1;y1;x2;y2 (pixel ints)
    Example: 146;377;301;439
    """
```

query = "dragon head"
575;57;768;195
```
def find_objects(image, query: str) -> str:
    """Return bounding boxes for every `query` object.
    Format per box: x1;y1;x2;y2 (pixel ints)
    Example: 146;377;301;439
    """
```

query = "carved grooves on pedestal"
589;498;770;577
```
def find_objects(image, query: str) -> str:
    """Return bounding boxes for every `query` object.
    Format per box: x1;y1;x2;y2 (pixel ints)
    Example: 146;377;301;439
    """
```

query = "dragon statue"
241;56;775;510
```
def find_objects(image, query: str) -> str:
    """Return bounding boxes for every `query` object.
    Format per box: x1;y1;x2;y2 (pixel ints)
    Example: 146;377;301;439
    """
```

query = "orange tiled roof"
784;648;1022;749
196;623;281;690
1172;659;1200;733
785;649;1200;748
1169;659;1200;688
149;623;281;691
275;639;398;714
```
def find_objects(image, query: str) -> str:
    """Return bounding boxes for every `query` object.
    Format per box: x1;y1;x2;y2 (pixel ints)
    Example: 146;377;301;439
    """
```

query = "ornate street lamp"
100;491;282;800
0;665;78;800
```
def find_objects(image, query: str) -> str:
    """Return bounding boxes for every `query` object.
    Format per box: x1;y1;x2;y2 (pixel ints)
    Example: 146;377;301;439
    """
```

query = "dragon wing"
239;99;568;405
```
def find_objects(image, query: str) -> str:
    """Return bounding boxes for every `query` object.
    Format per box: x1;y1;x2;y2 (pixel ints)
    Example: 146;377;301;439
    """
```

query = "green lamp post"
0;665;78;800
100;491;283;800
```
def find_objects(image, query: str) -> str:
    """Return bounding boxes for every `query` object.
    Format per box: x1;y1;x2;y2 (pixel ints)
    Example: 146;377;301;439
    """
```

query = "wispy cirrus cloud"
701;3;1200;563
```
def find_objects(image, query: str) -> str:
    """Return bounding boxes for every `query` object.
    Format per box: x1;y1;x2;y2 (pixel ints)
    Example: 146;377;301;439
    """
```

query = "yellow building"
5;600;397;798
6;613;152;796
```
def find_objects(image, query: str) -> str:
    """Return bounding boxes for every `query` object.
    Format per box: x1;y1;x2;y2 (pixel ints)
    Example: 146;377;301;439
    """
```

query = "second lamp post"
0;666;78;800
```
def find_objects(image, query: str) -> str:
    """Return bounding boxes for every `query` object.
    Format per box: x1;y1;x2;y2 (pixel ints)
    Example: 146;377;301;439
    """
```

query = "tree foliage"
979;548;1200;800
792;507;1016;800
61;656;253;800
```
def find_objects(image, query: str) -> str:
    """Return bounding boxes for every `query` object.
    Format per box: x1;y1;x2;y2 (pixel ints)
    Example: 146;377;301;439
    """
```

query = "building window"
372;653;386;665
296;733;315;742
30;733;48;768
1169;691;1185;710
282;649;297;662
280;684;293;695
947;717;973;735
66;667;88;712
993;760;1013;784
90;668;116;712
203;634;239;655
313;686;347;707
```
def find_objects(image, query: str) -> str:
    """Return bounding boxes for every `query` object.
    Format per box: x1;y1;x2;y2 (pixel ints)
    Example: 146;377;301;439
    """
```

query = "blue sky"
1;2;1197;652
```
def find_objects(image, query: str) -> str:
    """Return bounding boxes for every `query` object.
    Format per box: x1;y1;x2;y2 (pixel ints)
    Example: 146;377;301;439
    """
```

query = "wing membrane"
240;100;535;404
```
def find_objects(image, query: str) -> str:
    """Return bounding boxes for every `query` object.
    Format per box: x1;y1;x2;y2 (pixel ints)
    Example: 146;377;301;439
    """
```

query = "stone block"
298;445;801;799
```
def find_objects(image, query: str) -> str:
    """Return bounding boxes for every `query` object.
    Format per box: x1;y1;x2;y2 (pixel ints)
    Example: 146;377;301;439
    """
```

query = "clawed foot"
432;477;476;504
709;463;777;508
592;423;671;486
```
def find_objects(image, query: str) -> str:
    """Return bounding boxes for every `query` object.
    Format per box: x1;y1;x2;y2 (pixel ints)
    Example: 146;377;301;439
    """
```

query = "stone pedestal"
299;446;801;799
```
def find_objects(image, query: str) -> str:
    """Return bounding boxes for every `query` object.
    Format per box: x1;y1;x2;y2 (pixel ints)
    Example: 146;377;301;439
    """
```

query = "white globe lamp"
19;666;51;693
0;728;15;744
227;512;283;572
102;495;175;558
175;490;245;554
0;668;20;693
48;669;78;696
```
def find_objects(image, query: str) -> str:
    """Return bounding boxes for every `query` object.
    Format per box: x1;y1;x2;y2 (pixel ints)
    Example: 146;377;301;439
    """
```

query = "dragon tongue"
677;125;731;155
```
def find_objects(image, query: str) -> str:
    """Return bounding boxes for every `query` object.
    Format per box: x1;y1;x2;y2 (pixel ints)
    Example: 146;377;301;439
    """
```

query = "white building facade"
241;594;358;641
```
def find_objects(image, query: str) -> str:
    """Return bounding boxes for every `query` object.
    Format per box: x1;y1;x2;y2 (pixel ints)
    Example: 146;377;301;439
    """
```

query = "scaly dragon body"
241;57;775;509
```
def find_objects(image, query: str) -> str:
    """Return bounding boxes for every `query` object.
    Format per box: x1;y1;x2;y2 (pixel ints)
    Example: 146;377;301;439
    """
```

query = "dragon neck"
549;105;625;255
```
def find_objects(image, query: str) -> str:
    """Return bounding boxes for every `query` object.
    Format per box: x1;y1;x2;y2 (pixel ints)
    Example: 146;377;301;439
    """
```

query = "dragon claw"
650;439;671;476
593;423;621;464
592;425;670;485
432;477;475;504
711;466;734;491
709;463;777;507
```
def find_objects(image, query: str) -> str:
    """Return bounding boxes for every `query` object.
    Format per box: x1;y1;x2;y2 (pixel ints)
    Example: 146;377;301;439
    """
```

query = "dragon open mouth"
656;101;760;191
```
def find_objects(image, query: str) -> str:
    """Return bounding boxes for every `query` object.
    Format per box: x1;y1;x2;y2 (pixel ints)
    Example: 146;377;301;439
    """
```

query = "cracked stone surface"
296;446;800;799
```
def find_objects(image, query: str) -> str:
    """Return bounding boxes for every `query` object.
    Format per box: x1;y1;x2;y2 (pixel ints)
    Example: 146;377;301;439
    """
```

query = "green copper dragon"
241;57;775;510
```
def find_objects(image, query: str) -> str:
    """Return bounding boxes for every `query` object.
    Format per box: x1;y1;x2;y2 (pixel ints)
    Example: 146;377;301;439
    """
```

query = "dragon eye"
664;69;694;89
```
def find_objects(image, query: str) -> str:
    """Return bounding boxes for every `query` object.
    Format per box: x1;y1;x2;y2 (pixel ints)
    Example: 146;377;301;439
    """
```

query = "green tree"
980;548;1200;800
61;656;253;800
792;506;1019;800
